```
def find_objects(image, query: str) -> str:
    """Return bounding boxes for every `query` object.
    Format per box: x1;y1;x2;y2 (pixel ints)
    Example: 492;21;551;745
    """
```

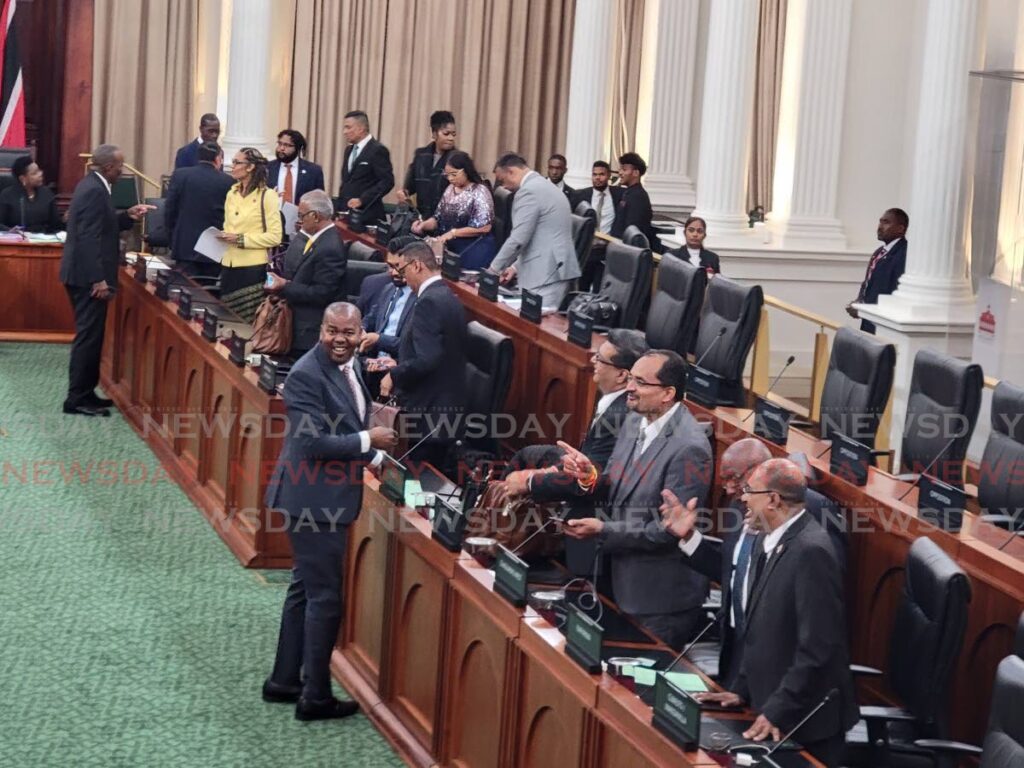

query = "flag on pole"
0;0;24;147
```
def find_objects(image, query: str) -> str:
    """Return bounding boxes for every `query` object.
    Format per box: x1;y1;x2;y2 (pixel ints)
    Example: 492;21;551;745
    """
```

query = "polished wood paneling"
0;243;75;341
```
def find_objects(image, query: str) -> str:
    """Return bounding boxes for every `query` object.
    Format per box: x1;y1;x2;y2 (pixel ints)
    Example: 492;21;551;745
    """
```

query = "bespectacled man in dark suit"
267;129;325;211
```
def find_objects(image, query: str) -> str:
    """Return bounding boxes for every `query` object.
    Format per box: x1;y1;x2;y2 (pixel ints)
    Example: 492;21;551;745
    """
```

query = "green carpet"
0;343;403;768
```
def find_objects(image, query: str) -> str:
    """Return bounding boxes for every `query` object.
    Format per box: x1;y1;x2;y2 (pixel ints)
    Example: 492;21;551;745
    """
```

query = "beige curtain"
92;0;197;190
747;0;787;214
608;0;645;166
290;0;574;197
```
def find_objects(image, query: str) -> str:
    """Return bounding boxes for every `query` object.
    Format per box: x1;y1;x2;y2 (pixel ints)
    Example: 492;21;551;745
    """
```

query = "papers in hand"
281;202;299;234
194;227;229;263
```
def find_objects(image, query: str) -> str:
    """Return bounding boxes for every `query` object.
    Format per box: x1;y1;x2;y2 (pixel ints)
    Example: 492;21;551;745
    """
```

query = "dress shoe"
295;696;360;721
262;678;301;704
62;402;111;417
85;392;114;408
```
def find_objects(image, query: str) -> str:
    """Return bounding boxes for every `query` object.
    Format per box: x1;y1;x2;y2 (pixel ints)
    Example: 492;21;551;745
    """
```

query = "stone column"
220;0;272;158
768;0;852;248
692;0;760;241
563;0;616;190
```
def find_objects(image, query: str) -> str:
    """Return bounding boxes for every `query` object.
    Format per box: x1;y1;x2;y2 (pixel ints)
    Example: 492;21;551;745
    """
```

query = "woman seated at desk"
411;151;496;270
0;156;62;233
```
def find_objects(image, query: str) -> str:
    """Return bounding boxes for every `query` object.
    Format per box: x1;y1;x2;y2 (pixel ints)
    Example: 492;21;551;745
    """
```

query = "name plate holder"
478;270;500;302
134;254;148;284
565;605;604;673
379;453;409;506
493;545;529;607
227;332;247;367
201;309;219;342
685;365;721;408
651;674;701;752
520;290;543;324
257;357;280;395
177;289;193;320
917;474;967;532
829;432;872;486
441;250;462;281
154;269;171;300
753;397;793;446
567;310;594;349
431;495;467;552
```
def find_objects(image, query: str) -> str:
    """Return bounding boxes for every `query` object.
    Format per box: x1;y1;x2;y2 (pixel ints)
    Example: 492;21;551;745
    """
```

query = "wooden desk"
0;240;75;341
99;267;292;567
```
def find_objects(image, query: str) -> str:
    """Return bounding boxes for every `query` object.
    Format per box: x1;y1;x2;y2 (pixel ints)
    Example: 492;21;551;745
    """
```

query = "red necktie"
858;245;886;300
283;163;294;204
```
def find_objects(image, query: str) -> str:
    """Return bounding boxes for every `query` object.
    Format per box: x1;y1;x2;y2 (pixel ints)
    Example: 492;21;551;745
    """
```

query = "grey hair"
301;189;334;219
91;144;120;168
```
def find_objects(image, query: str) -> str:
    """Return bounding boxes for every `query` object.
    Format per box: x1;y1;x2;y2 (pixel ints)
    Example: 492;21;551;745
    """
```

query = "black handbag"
375;204;417;244
564;292;621;327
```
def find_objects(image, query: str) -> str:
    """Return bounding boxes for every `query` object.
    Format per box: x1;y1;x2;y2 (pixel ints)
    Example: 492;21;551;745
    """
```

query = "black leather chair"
574;200;594;218
976;382;1024;531
644;252;707;357
1015;612;1024;660
914;655;1024;767
844;536;972;768
593;241;653;329
493;186;515;249
622;224;649;250
570;212;597;273
344;259;387;304
900;349;983;485
142;197;170;250
691;276;763;407
818;327;896;448
348;240;382;262
463;320;514;454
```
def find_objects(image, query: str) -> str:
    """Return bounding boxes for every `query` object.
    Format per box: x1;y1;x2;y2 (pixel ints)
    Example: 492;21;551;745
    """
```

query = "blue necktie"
731;532;755;636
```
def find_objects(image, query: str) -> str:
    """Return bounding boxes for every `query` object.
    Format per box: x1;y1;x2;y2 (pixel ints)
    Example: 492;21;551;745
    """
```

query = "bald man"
697;459;856;768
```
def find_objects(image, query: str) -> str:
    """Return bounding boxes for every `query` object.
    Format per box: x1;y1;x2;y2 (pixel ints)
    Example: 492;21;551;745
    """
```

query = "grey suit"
491;171;581;307
591;404;713;647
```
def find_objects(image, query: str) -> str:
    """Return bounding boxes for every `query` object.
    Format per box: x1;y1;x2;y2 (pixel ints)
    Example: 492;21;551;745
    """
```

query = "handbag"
564;292;621;327
464;478;563;558
370;396;407;457
250;296;293;355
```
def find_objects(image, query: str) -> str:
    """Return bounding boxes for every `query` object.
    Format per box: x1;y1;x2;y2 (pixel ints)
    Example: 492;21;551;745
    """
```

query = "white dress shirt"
686;247;702;267
763;509;806;556
593;389;626;424
417;274;443;295
591;188;615;234
93;171;112;195
636;402;681;456
348;135;373;171
343;359;385;467
276;161;299;198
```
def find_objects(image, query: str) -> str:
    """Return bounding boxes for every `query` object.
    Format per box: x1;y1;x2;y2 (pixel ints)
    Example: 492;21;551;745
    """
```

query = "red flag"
0;0;25;147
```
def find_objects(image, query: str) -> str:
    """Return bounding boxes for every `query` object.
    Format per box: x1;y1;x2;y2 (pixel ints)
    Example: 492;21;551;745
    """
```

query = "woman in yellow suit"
216;147;283;322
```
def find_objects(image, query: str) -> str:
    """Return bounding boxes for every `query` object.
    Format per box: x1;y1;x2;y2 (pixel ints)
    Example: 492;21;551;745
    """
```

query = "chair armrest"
913;739;983;757
859;705;917;724
849;664;883;677
894;473;919;483
979;514;1018;530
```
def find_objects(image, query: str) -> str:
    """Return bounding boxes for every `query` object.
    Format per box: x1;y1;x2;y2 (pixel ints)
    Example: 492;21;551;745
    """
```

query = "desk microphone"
742;356;796;423
527;260;567;294
511;507;569;556
397;421;444;464
663;606;726;672
693;327;727;369
345;186;388;232
896;435;960;502
743;688;838;765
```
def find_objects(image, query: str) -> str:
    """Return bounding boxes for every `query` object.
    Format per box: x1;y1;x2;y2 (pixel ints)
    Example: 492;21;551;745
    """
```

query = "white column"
563;0;616;190
220;0;272;158
768;0;852;248
692;0;760;241
638;0;700;213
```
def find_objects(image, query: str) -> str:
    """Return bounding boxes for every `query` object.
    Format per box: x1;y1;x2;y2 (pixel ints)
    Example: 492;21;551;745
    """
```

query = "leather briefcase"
250;296;293;355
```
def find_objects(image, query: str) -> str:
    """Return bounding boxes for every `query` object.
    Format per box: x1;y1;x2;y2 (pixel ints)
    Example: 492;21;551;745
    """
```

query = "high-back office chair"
594;241;653;329
492;186;515;249
844;536;972;768
344;259;387;304
1015;612;1024;660
691;276;763;407
976;382;1024;531
142;197;170;250
644;252;707;356
463;321;514;455
574;200;594;218
901;349;983;485
818;327;896;448
913;655;1024;767
348;241;382;262
570;212;597;273
622;224;650;250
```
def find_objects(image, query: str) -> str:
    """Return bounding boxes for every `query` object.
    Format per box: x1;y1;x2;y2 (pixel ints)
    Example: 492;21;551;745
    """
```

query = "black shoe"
62;402;111;417
85;392;114;408
262;679;302;704
295;696;360;721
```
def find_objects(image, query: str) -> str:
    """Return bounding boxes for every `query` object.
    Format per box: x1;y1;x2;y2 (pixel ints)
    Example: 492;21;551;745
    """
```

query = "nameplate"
917;474;967;532
520;290;543;324
134;254;147;283
493;545;529;607
685;365;721;408
177;289;193;320
567;310;594;349
379;453;408;506
257;357;280;395
227;332;246;367
154;269;171;300
652;674;701;752
431;495;467;552
201;308;218;341
565;605;603;673
830;432;871;486
441;250;461;281
753;397;793;446
478;270;499;302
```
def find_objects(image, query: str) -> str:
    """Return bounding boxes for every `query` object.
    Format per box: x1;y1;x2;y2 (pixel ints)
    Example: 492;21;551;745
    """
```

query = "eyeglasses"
741;485;774;496
592;352;624;369
625;374;668;389
392;260;415;276
444;169;463;179
298;210;317;220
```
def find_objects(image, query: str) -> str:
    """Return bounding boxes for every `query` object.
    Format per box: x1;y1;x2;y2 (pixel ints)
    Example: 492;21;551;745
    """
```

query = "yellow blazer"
221;183;283;268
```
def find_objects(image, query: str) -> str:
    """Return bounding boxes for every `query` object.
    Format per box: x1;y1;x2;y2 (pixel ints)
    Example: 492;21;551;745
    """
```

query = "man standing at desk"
263;302;397;721
338;110;394;227
59;144;153;417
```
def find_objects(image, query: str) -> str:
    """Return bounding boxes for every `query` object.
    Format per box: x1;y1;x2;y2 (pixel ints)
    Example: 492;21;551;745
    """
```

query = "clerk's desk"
332;467;824;768
0;239;75;341
688;401;1024;749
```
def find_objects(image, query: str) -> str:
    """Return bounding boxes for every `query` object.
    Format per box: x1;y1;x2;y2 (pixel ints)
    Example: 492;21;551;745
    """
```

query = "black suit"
403;143;453;218
735;513;858;766
173;139;200;169
339;138;394;226
59;172;135;408
571;185;623;224
611;183;662;252
666;245;721;274
390;277;467;466
279;226;348;356
164;162;234;275
265;343;377;704
0;183;61;232
857;238;907;334
267;157;326;205
551;179;575;204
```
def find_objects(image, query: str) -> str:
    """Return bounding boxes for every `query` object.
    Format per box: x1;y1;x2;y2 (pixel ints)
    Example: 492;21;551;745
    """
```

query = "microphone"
742;356;795;423
345;185;388;232
693;327;727;369
896;434;960;502
397;421;444;464
511;508;569;555
526;260;567;293
663;606;726;672
751;688;839;763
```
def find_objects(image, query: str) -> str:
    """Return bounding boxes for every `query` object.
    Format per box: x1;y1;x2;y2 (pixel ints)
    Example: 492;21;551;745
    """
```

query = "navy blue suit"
265;343;376;703
364;282;416;357
857;238;907;334
267;157;326;204
164;162;234;268
356;272;391;318
173;139;201;169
